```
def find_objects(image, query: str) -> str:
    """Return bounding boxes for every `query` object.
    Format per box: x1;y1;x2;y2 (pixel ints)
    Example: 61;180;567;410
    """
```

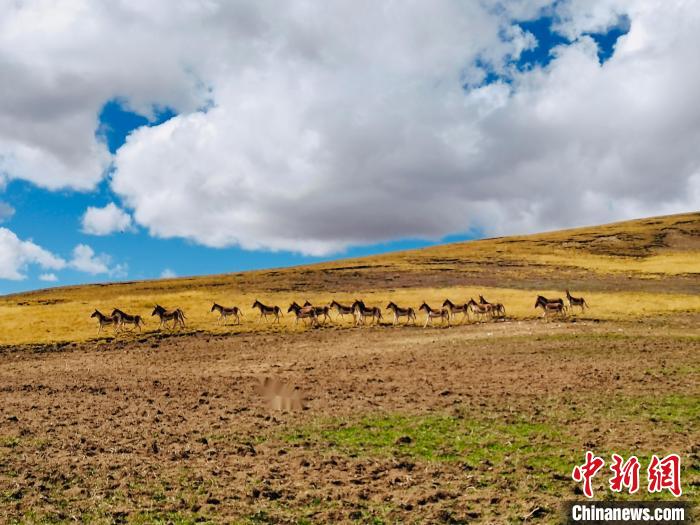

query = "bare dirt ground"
1;315;698;524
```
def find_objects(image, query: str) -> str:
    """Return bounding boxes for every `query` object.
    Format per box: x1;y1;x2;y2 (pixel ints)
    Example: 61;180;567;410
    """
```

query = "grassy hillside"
1;212;698;346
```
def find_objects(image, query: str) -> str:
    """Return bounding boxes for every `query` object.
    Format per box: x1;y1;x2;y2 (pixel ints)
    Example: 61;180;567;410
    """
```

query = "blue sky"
5;2;695;296
2;172;474;294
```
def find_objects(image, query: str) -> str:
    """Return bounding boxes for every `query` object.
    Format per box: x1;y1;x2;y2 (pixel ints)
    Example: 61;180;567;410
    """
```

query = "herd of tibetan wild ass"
90;290;589;334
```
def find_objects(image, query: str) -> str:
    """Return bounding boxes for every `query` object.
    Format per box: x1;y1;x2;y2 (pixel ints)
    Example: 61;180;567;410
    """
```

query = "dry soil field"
0;213;698;524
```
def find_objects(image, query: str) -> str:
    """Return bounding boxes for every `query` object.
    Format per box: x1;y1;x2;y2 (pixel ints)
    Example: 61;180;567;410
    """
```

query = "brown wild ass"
91;310;118;335
535;296;567;320
351;300;382;326
252;299;282;323
151;305;186;329
288;302;319;327
303;300;332;324
478;295;506;319
418;302;450;328
210;303;243;324
537;295;564;306
442;299;470;323
467;298;493;321
111;308;145;331
386;302;417;325
566;290;588;312
329;300;355;321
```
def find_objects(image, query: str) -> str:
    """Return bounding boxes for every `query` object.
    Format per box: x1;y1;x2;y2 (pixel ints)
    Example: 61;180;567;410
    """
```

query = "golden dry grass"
0;212;698;346
523;251;699;276
3;286;700;346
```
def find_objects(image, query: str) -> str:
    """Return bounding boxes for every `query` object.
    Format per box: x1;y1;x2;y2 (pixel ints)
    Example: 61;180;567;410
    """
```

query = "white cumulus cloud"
111;0;700;254
69;244;126;277
0;0;212;190
0;1;698;256
160;268;177;279
81;203;133;235
0;228;126;282
0;227;66;280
